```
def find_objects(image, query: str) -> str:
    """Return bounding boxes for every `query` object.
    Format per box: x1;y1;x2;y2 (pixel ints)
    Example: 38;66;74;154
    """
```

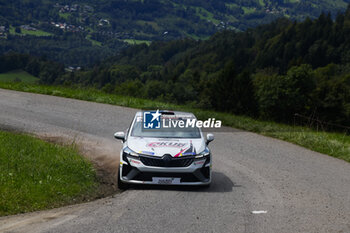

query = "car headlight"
195;147;210;159
123;147;139;158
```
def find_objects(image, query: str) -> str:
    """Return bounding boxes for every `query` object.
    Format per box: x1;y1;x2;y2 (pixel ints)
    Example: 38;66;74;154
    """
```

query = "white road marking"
251;210;267;214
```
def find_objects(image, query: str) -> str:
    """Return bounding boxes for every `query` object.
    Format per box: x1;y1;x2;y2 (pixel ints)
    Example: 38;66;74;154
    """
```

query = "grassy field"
242;6;256;14
185;33;210;41
0;130;98;216
0;70;39;84
0;82;349;163
9;26;52;37
59;12;70;20
193;6;221;25
20;29;53;37
123;39;151;45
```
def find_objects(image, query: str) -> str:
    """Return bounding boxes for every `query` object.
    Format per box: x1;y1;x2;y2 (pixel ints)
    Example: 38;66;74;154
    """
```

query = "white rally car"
114;110;214;189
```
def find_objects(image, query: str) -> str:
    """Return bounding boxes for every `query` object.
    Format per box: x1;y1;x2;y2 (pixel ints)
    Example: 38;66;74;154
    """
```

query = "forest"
1;0;350;66
1;8;350;128
0;33;127;66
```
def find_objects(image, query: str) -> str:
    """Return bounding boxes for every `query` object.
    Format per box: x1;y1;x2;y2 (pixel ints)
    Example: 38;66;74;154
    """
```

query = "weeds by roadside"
0;130;99;216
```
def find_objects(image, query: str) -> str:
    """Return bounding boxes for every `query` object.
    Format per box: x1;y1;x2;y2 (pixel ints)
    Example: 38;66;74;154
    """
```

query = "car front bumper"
119;154;211;185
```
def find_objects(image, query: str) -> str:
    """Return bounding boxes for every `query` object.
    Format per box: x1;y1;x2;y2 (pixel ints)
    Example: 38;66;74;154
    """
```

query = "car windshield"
131;119;201;138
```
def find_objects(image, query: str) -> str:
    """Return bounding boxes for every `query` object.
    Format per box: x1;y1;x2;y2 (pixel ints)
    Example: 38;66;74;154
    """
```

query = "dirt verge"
38;133;122;198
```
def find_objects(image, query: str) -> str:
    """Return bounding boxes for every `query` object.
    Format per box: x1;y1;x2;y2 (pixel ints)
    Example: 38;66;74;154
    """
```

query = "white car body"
115;111;213;187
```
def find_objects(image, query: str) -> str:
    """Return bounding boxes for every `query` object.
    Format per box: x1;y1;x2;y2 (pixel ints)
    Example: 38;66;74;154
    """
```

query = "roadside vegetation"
0;70;39;84
0;82;348;163
0;130;98;216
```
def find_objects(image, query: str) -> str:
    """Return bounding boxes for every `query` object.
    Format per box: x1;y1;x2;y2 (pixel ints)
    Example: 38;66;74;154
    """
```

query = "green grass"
193;6;221;25
21;29;52;37
258;0;266;7
136;20;160;31
123;39;151;45
0;82;349;163
185;33;210;41
225;3;239;9
0;70;39;84
242;6;256;14
0;130;98;216
86;34;102;46
9;26;52;37
59;12;70;20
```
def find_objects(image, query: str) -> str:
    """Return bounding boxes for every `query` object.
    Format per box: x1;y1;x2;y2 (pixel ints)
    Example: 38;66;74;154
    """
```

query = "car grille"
139;154;194;167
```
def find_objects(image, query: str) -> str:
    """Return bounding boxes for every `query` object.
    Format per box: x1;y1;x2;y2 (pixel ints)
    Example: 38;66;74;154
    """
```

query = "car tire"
118;166;129;190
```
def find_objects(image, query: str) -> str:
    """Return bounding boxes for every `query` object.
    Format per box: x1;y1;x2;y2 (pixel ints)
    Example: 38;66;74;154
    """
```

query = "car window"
131;119;201;138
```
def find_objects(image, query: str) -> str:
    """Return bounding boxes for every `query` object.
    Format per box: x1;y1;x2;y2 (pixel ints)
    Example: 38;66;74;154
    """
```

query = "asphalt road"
0;88;350;233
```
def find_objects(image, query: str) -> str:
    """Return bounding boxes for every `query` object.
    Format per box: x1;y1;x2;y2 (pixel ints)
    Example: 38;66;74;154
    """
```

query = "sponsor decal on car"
140;151;155;155
147;142;188;148
174;141;196;157
130;159;141;164
194;160;205;165
182;152;196;156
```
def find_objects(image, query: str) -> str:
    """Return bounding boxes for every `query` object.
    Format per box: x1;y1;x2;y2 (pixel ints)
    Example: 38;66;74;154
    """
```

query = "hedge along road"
0;88;349;233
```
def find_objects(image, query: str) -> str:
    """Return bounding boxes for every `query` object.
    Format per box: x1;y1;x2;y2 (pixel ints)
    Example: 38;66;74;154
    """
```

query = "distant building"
84;5;94;13
65;66;81;72
98;19;110;26
0;25;7;37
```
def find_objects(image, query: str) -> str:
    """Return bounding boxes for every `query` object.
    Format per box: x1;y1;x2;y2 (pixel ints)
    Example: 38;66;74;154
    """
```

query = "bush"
115;79;144;97
253;64;316;121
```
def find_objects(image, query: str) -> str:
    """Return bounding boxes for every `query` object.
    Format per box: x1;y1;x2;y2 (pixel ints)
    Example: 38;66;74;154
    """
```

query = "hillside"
0;0;350;66
60;9;350;127
2;9;349;127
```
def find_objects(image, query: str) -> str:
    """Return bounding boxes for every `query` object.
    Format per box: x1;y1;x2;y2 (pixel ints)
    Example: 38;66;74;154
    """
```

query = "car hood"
126;137;206;158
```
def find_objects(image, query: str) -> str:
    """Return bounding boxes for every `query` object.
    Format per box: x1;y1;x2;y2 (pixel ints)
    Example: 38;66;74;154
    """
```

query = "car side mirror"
206;133;214;145
114;131;125;142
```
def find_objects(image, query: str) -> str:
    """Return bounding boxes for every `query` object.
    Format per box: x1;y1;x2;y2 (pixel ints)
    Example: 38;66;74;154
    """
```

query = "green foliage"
14;27;21;34
2;9;350;126
1;0;349;66
0;34;126;66
1;0;348;33
115;79;145;97
0;130;98;216
312;66;350;126
253;64;316;121
50;9;350;126
210;62;256;115
0;53;64;85
0;70;39;83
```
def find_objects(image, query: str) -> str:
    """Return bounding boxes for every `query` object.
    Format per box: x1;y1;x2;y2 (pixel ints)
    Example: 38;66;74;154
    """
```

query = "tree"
15;27;21;34
210;61;256;115
253;64;315;121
